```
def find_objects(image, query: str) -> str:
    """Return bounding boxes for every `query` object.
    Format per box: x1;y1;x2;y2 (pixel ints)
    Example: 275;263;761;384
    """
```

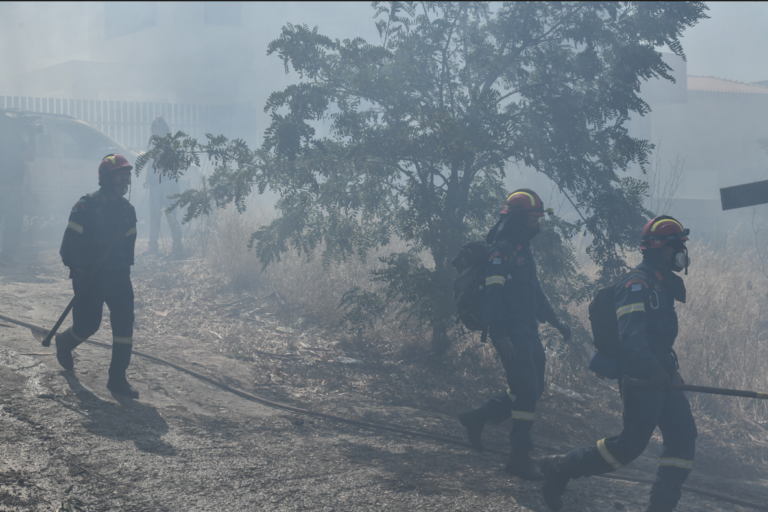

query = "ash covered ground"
1;241;767;512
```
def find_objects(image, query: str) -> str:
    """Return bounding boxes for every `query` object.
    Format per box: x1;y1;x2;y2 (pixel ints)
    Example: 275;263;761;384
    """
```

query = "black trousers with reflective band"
71;268;134;347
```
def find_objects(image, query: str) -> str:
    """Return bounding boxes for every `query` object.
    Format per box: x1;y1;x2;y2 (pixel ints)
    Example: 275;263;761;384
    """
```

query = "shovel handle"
623;376;768;400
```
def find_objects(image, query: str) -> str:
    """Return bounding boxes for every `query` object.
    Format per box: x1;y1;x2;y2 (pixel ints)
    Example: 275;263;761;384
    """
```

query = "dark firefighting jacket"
482;239;557;348
60;188;137;276
615;258;686;378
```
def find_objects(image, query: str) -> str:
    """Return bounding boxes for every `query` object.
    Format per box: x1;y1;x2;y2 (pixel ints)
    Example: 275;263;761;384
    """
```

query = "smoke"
3;2;768;238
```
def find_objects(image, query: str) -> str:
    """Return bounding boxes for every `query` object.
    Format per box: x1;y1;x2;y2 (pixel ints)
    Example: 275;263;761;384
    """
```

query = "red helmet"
640;216;690;250
500;189;545;217
98;154;132;185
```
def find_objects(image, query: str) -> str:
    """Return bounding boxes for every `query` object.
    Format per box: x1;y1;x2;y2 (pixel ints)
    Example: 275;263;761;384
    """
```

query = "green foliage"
135;1;708;353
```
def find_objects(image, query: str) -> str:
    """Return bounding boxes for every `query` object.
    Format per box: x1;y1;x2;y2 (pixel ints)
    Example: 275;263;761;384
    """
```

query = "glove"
72;268;90;291
648;366;673;393
493;337;516;367
551;318;572;342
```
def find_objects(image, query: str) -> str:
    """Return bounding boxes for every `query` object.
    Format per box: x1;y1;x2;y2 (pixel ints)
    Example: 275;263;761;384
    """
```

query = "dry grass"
190;208;768;425
676;241;768;425
194;206;431;351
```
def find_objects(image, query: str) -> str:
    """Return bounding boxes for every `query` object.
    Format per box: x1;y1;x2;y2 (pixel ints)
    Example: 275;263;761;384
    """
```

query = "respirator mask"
672;246;691;274
113;172;131;197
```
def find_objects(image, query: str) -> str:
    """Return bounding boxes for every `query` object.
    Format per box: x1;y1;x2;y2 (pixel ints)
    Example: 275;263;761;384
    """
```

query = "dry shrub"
200;207;268;292
199;206;426;347
675;241;768;423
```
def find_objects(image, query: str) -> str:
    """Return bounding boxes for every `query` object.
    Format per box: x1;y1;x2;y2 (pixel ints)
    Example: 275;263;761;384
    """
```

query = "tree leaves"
138;1;708;353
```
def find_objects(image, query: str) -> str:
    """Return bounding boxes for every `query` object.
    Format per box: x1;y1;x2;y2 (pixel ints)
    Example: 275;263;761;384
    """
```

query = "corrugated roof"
688;76;768;94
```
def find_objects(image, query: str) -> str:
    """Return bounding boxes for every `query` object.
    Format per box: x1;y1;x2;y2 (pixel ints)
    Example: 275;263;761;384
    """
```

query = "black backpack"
588;270;649;358
451;241;490;343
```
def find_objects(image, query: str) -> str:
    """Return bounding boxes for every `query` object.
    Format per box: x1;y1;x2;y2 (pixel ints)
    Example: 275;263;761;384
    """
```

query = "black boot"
541;454;570;511
645;501;676;512
458;407;487;451
107;344;139;399
107;375;139;399
55;329;76;371
505;452;543;481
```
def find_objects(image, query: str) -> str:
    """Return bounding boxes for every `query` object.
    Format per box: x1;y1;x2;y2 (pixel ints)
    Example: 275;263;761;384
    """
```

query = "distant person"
56;154;140;399
0;112;37;265
458;189;571;480
541;216;695;512
143;115;183;258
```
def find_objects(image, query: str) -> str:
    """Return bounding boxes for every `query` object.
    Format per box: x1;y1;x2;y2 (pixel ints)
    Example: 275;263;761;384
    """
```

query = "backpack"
588;270;649;358
451;241;490;343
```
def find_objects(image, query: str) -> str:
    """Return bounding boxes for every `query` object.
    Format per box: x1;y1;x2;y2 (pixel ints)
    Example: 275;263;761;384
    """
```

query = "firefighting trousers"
67;269;134;376
564;380;697;507
480;338;546;455
0;184;24;259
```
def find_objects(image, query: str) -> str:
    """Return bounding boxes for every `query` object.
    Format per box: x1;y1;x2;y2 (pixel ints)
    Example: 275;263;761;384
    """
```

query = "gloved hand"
648;366;673;393
493;337;516;367
72;268;90;291
551;318;572;342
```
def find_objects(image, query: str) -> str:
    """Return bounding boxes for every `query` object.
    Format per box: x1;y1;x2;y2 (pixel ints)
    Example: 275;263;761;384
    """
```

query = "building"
644;74;768;238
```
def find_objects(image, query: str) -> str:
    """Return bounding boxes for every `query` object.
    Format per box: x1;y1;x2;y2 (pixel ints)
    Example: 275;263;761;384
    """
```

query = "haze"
2;1;767;237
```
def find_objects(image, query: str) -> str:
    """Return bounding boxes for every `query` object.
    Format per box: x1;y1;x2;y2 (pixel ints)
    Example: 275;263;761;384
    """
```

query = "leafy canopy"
135;1;707;352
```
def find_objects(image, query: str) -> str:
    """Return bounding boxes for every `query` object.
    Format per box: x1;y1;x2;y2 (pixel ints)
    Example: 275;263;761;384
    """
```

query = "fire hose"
1;313;767;511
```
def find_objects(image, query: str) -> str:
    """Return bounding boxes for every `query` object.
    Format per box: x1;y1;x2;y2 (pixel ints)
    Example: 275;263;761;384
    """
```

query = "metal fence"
0;95;214;151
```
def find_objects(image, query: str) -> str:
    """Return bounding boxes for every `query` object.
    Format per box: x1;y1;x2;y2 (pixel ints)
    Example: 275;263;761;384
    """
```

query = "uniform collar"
638;256;686;303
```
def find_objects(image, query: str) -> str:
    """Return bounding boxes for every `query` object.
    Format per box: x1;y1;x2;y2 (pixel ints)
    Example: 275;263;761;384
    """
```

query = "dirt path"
1;247;767;511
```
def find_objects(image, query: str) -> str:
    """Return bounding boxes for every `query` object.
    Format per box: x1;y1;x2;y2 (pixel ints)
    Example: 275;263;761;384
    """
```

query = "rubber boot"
645;501;676;512
55;329;77;371
458;407;487;452
541;455;571;511
107;344;139;399
144;242;160;257
505;452;543;481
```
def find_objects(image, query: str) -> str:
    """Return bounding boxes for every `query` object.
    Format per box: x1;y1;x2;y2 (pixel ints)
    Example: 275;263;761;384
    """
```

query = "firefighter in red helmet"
459;189;571;480
542;216;696;512
56;153;140;398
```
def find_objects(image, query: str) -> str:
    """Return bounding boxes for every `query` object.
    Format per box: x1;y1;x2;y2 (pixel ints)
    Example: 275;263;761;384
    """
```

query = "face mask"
673;248;691;274
112;172;131;197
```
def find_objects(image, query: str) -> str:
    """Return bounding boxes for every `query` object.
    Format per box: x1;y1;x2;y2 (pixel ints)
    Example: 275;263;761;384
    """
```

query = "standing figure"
143;116;182;258
56;154;140;399
0;112;37;265
541;216;696;512
459;189;572;480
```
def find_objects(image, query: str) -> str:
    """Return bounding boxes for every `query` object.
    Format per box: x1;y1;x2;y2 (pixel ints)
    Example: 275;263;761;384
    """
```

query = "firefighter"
143;116;183;258
458;189;572;480
541;216;696;512
55;154;140;399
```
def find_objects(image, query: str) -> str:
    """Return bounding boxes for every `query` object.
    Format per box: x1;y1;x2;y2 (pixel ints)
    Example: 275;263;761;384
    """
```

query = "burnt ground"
1;241;767;512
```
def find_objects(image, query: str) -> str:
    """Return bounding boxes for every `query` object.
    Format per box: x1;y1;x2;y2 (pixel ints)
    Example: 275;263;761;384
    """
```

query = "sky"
3;2;768;85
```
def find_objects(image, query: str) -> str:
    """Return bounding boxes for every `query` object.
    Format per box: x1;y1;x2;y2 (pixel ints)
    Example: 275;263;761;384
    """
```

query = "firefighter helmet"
98;154;133;186
640;216;690;250
500;189;545;217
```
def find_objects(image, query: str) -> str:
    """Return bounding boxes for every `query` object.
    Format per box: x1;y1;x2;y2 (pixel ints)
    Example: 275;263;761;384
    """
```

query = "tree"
137;1;708;354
